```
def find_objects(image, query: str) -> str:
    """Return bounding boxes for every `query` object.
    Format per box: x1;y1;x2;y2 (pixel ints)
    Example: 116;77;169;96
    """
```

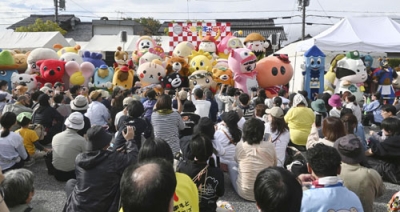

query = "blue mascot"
303;45;325;99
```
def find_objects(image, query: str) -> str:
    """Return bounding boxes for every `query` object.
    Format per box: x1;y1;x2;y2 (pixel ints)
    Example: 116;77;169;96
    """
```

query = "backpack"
29;124;47;140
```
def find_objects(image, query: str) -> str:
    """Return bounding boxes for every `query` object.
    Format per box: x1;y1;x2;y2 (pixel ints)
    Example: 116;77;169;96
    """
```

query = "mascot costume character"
161;73;189;90
82;51;106;68
90;65;114;90
188;70;217;93
53;44;81;56
11;73;37;92
228;48;257;94
217;31;244;59
114;47;130;69
372;57;398;104
26;48;58;74
132;36;157;65
112;65;134;90
65;61;95;88
11;50;29;73
138;46;165;65
198;30;220;59
35;59;66;87
165;56;191;76
188;50;215;73
173;41;195;59
137;59;166;88
212;59;234;87
324;54;345;93
334;51;367;103
302;45;325;99
243;33;270;61
0;49;18;91
255;54;293;98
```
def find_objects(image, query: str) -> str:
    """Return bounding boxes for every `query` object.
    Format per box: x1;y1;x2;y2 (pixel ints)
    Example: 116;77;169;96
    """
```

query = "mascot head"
228;48;257;74
336;51;367;84
136;36;157;52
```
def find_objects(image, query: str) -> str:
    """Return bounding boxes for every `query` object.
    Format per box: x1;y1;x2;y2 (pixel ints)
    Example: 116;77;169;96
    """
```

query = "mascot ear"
65;61;80;76
139;57;147;65
80;62;95;78
36;60;44;68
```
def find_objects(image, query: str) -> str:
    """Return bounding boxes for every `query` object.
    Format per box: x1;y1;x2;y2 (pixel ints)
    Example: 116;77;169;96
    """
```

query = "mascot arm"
234;74;242;81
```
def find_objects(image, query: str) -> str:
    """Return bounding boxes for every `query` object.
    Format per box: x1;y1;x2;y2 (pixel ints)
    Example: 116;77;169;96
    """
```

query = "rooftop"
7;14;79;30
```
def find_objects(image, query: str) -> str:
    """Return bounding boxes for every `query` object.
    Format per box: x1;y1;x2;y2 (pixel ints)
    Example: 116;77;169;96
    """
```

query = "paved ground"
27;157;399;212
27;126;399;212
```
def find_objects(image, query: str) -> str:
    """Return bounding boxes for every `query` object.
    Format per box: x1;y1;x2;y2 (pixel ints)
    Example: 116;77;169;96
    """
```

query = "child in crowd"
16;112;50;160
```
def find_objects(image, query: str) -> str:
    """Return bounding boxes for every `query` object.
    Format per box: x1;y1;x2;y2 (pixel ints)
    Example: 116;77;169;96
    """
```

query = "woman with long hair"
0;112;29;172
32;94;64;145
214;110;242;165
253;88;267;106
151;94;184;154
306;117;346;149
264;107;290;167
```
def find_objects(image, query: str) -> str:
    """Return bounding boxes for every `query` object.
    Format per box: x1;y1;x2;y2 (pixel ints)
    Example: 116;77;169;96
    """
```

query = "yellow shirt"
119;172;199;212
284;107;315;145
16;128;39;156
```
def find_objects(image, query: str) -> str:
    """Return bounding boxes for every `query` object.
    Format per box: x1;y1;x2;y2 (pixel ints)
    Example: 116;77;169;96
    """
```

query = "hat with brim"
17;112;32;122
328;94;342;108
311;99;327;113
65;112;84;130
334;134;365;164
89;90;102;100
86;125;112;151
70;95;88;111
265;106;284;118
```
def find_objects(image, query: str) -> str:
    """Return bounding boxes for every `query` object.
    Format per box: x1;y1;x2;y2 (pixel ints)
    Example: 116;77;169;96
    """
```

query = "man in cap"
85;90;111;127
63;125;138;212
334;135;385;212
114;97;134;131
51;112;86;182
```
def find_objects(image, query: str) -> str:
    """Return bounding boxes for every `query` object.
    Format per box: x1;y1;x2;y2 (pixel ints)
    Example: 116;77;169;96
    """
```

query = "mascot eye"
72;58;75;61
357;69;360;72
280;66;286;75
310;58;315;65
31;63;36;68
61;58;65;61
43;66;48;71
177;51;181;54
193;80;197;85
200;61;204;66
229;40;236;46
19;77;23;80
30;78;34;81
0;71;6;76
317;58;321;65
147;42;150;45
176;75;180;78
192;61;196;66
239;51;249;58
57;66;61;71
168;78;172;82
141;43;144;46
143;70;147;74
272;67;278;76
157;73;161;76
205;78;210;83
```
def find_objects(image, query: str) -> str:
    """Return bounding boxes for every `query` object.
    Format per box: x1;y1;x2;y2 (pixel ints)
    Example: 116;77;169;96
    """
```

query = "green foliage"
15;18;67;35
134;17;161;35
388;58;400;68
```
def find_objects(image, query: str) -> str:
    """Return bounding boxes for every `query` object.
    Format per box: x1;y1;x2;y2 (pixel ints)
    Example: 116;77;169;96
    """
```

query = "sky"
1;0;400;44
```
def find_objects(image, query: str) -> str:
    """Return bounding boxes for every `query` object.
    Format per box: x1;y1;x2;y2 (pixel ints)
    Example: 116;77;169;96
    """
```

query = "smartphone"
315;114;322;127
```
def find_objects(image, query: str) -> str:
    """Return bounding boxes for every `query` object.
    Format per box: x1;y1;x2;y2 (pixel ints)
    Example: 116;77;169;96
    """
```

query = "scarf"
311;176;343;188
157;109;173;115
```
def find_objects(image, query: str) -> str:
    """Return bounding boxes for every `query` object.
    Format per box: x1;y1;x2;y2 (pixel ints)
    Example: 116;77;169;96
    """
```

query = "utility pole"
299;0;309;40
54;0;59;24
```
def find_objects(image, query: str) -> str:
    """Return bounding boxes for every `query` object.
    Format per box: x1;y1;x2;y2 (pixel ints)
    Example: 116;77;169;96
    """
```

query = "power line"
66;0;101;18
316;0;334;24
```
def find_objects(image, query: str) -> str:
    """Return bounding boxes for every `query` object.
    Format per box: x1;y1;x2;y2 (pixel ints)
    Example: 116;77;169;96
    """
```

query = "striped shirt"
151;111;185;154
236;105;255;120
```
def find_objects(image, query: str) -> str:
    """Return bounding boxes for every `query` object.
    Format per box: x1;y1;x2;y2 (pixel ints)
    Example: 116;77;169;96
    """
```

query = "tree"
15;18;67;35
133;17;161;35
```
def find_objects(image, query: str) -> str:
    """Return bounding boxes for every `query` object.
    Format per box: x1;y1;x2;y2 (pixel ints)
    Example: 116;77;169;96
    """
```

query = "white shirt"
345;103;362;123
85;101;110;126
214;123;236;164
264;122;290;167
192;99;211;118
114;111;125;128
0;132;28;170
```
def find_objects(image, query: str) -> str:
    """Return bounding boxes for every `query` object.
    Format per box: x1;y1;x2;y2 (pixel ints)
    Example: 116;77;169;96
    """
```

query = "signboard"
168;22;231;54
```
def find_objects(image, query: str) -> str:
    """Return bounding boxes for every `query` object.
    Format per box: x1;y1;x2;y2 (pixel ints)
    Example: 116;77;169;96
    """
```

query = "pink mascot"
228;48;257;94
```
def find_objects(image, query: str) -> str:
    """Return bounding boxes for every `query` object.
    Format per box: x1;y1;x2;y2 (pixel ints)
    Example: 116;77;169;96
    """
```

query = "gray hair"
1;169;34;207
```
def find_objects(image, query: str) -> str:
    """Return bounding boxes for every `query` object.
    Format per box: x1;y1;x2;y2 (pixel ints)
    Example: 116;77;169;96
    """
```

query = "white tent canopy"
0;31;70;51
297;17;400;53
83;34;138;52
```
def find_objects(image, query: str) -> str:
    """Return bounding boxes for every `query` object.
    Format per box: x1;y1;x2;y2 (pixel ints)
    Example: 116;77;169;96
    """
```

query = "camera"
250;87;257;92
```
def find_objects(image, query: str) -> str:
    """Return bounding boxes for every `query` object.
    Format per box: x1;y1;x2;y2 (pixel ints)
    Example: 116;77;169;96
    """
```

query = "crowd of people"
0;78;400;212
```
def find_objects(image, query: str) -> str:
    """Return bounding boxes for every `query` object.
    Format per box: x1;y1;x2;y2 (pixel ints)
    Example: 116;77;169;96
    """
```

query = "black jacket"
32;106;64;128
63;140;138;212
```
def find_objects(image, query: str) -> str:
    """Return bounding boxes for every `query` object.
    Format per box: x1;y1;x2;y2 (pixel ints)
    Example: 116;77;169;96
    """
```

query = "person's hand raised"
122;126;135;141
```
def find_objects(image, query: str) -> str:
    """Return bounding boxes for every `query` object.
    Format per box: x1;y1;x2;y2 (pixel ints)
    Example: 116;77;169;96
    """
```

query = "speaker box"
121;31;127;43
